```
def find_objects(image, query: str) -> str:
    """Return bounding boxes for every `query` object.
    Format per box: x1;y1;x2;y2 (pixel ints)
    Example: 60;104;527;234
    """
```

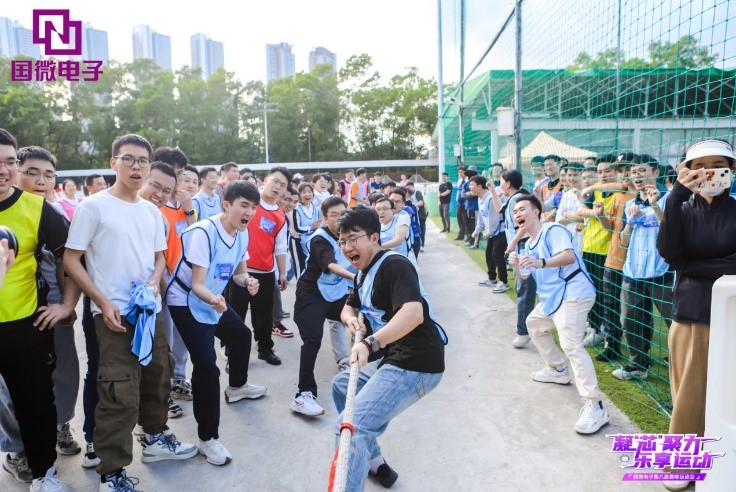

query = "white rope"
333;315;364;492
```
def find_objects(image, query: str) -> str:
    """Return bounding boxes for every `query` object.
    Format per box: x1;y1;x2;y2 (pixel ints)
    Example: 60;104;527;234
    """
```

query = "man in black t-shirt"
331;206;445;490
438;172;453;232
290;197;355;417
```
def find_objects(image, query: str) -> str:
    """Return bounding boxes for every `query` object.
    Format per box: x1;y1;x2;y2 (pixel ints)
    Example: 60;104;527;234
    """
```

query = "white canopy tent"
498;131;597;166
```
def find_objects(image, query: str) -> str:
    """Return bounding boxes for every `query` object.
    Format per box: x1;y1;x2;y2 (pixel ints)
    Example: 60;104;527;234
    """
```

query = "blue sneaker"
99;469;140;492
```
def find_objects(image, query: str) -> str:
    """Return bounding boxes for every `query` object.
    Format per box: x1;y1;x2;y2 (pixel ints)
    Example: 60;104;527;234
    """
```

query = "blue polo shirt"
621;188;669;281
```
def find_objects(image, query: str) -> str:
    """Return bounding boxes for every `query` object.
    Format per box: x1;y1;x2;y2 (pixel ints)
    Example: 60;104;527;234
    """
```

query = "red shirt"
247;204;286;272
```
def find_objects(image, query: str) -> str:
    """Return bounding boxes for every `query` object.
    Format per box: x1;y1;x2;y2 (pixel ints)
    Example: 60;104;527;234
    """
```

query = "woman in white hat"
656;139;736;492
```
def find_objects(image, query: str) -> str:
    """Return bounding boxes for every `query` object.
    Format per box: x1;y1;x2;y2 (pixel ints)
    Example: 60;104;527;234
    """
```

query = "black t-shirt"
346;251;445;373
438;182;453;204
295;227;339;299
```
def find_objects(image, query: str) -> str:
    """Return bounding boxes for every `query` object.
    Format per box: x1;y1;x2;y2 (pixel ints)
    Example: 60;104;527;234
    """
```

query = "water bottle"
133;266;155;288
519;252;538;276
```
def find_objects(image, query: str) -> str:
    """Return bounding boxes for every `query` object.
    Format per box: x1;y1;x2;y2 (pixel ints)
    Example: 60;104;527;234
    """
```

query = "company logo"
32;10;82;56
608;433;724;483
10;9;103;83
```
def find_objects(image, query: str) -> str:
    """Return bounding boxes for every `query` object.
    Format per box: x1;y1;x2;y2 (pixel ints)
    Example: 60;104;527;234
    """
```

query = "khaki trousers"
526;298;601;400
668;321;709;438
93;314;171;475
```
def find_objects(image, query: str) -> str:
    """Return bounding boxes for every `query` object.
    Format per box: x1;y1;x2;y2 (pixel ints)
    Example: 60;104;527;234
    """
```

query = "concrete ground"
0;221;665;491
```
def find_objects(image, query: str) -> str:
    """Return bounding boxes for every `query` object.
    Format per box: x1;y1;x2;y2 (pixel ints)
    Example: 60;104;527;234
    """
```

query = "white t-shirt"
313;190;331;207
392;211;412;240
66;190;167;315
167;216;249;306
555;189;583;254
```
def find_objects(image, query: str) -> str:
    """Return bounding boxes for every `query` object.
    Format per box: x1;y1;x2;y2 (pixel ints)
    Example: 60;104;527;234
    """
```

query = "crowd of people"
0;128;444;492
0;124;733;492
448;142;735;492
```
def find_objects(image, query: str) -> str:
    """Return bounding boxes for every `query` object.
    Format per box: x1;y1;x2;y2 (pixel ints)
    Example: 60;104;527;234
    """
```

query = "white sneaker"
574;399;610;434
30;467;67;492
612;366;648;380
289;391;325;416
171;380;193;401
583;330;605;347
198;438;232;466
477;279;496;287
512;334;531;348
663;479;693;491
224;383;267;403
82;442;101;469
531;365;571;385
140;433;198;463
492;282;510;293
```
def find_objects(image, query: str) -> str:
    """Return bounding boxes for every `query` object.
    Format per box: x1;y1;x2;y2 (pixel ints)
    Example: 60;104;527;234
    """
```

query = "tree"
568;36;717;71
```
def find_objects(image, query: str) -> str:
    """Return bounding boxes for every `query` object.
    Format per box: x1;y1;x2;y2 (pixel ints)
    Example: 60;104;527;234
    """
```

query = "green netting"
436;0;736;420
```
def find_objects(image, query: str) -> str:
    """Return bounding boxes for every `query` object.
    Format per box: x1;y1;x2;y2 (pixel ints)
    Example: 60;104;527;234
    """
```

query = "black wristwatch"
541;258;547;268
184;209;196;217
365;335;381;353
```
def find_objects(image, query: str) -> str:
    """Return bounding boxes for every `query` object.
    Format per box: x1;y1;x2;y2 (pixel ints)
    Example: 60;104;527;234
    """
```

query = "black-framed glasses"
147;181;174;196
338;234;368;248
115;155;151;168
20;169;56;181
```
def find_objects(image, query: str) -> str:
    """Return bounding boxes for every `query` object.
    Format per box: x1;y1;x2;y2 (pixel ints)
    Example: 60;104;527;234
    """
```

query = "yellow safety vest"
582;190;616;255
0;189;44;322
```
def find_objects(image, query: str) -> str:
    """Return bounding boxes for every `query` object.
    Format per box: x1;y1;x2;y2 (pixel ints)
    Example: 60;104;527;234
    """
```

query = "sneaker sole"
272;332;294;338
56;445;82;456
574;412;610;434
512;340;530;349
141;447;198;463
531;374;571;385
224;391;267;404
82;456;101;469
199;450;232;466
289;402;325;417
492;288;509;294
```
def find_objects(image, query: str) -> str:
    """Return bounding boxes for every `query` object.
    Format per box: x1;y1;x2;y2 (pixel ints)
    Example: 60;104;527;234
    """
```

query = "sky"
2;0;441;83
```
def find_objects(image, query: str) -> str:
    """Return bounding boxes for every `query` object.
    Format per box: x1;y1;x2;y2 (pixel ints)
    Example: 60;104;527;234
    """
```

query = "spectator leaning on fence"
616;154;673;381
656;139;736;492
591;153;637;362
555;162;584;254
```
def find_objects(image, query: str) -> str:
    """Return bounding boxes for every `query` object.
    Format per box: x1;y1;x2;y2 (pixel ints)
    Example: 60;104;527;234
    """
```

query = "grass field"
430;216;671;433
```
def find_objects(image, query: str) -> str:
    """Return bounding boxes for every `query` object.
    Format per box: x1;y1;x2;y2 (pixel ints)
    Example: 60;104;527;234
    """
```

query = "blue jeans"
332;362;443;491
516;274;536;336
82;296;99;443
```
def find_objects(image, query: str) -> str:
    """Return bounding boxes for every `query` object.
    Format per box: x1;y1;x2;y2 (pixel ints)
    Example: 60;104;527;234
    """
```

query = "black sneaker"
258;349;282;365
369;462;399;488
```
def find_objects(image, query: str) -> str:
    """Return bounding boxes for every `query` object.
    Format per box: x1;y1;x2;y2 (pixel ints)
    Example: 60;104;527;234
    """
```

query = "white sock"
369;456;385;474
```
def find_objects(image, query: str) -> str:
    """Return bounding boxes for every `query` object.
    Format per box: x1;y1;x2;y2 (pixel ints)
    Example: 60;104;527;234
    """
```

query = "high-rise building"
0;17;41;59
266;42;295;82
309;46;336;73
191;33;224;80
132;24;171;70
82;23;109;64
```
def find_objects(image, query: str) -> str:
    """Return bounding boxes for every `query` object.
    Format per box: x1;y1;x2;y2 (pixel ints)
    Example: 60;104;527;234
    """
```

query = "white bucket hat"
676;139;735;173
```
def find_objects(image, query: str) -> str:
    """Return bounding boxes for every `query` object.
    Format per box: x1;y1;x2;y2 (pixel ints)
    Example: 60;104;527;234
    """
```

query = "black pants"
582;252;606;332
599;267;632;354
169;305;251;441
294;292;346;396
0;317;57;478
439;203;451;232
226;271;275;352
456;203;467;239
465;210;477;240
485;234;508;283
418;214;427;247
81;296;99;444
292;237;306;278
412;238;421;258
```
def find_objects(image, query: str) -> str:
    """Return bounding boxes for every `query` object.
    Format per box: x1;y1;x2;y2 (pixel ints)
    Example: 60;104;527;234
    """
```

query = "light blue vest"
304;228;357;302
296;203;321;256
356;251;447;343
524;223;595;316
380;215;413;258
169;219;247;324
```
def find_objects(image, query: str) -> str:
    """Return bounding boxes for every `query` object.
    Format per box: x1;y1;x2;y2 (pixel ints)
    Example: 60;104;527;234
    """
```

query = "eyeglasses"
338;234;368;248
147;181;174;196
374;206;392;212
0;159;19;168
115;155;151;168
269;178;288;189
20;169;56;181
